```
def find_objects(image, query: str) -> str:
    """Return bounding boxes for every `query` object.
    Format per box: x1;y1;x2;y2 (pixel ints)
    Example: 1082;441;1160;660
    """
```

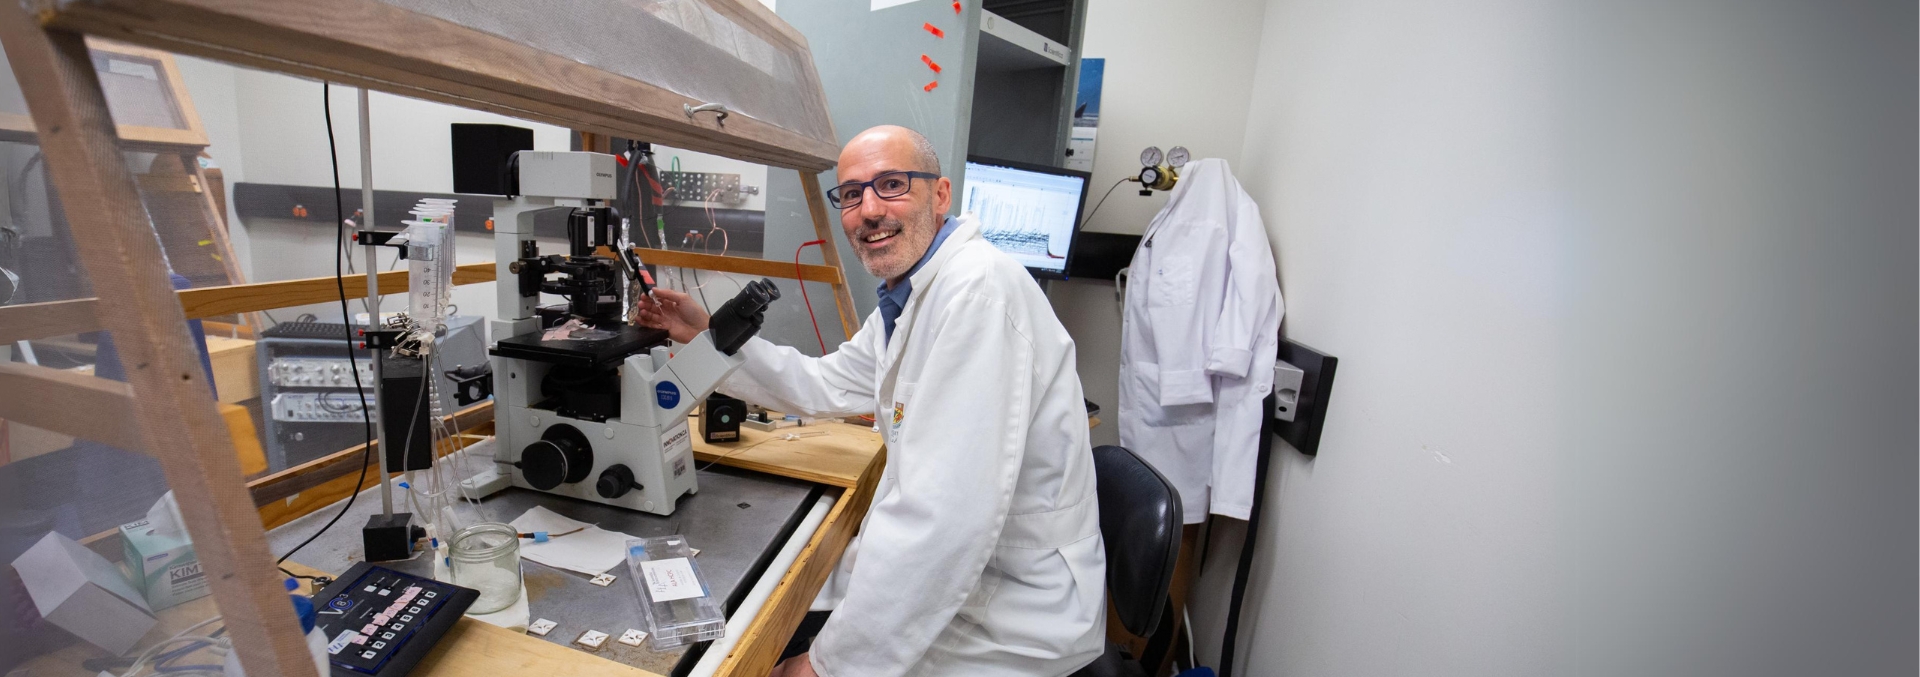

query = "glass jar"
448;522;521;614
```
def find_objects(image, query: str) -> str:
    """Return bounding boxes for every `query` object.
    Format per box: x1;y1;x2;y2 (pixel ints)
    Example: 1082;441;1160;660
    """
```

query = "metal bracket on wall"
1272;338;1338;455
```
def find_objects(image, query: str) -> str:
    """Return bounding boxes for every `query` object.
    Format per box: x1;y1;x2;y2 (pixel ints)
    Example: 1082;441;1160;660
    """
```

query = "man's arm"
639;287;880;417
806;291;1034;677
720;330;880;419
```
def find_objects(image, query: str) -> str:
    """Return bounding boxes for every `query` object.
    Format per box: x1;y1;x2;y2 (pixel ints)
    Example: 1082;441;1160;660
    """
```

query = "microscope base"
499;404;698;516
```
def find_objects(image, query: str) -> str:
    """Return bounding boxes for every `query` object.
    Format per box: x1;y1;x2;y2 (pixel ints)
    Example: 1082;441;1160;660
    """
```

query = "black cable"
1079;176;1131;229
1216;391;1278;677
277;567;332;588
277;82;375;566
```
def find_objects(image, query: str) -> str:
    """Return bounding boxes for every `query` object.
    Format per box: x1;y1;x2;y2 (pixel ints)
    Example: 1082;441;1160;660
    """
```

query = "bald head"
834;125;953;284
843;125;941;176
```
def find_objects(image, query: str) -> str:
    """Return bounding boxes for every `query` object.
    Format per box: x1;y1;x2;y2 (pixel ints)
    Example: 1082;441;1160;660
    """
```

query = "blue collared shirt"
877;216;958;343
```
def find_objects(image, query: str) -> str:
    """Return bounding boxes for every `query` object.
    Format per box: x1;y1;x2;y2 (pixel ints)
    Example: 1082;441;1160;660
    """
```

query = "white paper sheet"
639;557;705;602
508;506;637;575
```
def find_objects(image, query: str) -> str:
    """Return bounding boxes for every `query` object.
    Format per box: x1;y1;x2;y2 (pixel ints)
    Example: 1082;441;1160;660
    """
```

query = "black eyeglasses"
826;171;940;209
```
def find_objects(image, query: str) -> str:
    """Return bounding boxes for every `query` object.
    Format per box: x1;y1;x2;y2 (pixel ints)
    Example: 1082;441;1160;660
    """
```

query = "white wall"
1184;1;1917;675
231;74;573;193
1074;0;1268;237
1051;0;1269;447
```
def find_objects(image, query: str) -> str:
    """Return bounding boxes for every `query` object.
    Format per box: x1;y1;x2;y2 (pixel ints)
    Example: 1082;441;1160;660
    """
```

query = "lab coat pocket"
1126;363;1209;426
1148;249;1199;308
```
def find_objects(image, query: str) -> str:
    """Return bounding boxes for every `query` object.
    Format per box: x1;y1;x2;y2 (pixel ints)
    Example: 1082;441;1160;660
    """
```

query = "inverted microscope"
481;151;777;515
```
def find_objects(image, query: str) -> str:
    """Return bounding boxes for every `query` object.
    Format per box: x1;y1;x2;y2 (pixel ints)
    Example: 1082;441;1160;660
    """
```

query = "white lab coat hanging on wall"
1119;158;1282;523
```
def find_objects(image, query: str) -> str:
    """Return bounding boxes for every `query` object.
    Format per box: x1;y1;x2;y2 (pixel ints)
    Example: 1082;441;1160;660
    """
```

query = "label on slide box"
639;557;704;602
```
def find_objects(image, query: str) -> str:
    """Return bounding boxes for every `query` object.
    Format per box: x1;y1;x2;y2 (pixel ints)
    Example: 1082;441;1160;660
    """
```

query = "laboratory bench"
14;418;884;677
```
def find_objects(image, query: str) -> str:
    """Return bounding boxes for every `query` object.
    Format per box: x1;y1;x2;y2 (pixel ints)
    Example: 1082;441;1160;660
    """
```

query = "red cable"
796;239;829;354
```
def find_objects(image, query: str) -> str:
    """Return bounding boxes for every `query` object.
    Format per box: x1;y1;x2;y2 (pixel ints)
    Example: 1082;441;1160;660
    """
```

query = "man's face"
836;133;951;284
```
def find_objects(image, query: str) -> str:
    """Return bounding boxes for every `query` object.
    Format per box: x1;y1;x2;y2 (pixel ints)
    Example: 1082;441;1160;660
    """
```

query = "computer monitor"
961;156;1091;279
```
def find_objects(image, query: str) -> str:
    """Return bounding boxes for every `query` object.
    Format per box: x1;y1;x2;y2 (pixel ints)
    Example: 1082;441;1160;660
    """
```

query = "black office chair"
1071;445;1184;677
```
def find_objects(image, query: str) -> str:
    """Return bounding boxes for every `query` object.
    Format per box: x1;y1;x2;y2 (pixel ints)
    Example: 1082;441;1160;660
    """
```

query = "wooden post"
578;130;612;154
797;171;860;341
0;13;322;677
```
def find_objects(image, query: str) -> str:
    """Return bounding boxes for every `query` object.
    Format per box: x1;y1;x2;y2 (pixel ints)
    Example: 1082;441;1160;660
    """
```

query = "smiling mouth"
861;230;899;247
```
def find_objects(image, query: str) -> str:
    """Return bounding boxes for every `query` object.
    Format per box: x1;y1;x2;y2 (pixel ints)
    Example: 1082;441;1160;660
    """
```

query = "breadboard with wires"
660;171;749;204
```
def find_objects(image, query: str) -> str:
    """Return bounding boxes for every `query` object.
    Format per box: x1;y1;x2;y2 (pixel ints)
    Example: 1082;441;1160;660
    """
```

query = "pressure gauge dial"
1167;146;1190;169
1140;146;1163;167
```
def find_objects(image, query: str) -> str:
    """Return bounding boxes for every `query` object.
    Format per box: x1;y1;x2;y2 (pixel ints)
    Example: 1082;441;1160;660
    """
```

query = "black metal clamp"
358;328;406;350
354;230;410;259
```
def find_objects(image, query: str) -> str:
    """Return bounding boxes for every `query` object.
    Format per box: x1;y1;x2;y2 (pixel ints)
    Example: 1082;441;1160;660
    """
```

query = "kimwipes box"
119;491;210;610
11;531;157;655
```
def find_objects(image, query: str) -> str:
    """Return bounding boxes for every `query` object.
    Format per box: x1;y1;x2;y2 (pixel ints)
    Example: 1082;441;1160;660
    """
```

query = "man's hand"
635;287;710;344
768;652;819;677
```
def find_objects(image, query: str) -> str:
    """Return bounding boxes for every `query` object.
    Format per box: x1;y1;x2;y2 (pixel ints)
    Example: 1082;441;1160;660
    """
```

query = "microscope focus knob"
596;464;643;499
517;424;594;490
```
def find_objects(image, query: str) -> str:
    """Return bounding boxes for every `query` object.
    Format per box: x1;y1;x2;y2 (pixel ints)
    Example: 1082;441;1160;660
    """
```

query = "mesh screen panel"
381;0;835;146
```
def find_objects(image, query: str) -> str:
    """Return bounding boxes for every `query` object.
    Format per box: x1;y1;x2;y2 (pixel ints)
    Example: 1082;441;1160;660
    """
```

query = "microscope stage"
491;324;671;370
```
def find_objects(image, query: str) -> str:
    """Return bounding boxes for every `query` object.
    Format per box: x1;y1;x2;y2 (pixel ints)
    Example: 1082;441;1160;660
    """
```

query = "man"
637;126;1105;677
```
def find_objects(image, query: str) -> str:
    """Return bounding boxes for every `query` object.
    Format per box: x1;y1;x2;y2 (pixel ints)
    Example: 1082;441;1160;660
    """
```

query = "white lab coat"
1119;158;1282;523
719;215;1106;677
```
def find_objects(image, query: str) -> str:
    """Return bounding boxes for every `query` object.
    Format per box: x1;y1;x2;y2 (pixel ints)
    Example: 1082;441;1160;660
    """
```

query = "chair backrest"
1092;445;1183;638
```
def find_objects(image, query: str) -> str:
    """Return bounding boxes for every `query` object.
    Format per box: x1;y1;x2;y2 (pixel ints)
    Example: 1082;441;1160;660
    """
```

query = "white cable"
1185;607;1198;670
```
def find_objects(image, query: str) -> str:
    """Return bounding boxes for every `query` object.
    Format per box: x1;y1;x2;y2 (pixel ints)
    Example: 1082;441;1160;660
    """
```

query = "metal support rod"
359;87;393;517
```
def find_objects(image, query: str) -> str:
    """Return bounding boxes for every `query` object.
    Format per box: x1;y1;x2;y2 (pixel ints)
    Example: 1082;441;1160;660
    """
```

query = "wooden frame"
29;0;840;171
0;12;320;675
0;37;210;151
2;2;872;676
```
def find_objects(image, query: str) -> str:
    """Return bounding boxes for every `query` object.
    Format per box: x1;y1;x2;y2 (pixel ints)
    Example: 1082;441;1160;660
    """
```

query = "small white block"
589;573;616;587
576;630;610;649
689;548;701;557
528;618;557;636
618;629;647;647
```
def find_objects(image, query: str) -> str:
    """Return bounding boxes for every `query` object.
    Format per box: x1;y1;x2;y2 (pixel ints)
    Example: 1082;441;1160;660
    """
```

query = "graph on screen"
962;159;1089;275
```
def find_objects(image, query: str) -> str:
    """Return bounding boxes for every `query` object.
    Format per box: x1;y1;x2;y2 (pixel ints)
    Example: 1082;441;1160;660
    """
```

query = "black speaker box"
451;123;534;195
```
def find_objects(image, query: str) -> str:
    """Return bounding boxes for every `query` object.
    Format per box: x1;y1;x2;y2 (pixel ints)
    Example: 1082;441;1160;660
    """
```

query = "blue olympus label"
655;381;681;409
